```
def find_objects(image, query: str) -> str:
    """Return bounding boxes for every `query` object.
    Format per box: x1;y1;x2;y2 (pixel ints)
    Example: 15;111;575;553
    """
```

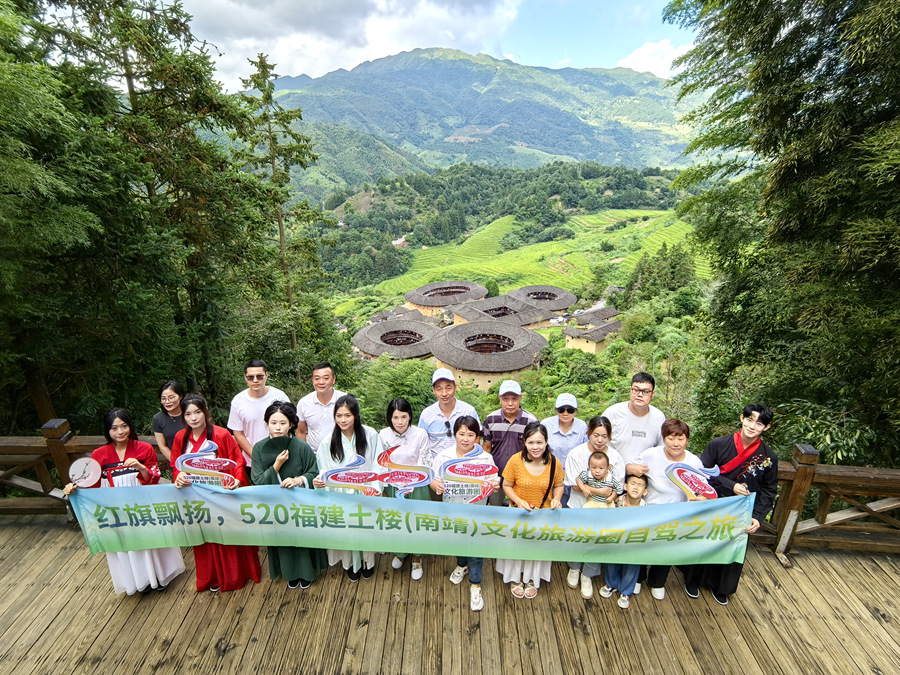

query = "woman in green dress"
251;400;328;589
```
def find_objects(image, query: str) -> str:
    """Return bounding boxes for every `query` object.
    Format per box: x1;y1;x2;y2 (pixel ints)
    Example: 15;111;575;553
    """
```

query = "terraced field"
619;221;713;279
375;209;711;295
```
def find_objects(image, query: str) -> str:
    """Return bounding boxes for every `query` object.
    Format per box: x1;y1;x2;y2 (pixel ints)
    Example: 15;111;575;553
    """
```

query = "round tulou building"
404;281;488;317
352;319;442;360
429;321;548;389
355;282;573;390
507;285;577;312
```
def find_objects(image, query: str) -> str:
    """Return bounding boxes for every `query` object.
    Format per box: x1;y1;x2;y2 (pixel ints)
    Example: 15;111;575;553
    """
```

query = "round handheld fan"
69;457;101;488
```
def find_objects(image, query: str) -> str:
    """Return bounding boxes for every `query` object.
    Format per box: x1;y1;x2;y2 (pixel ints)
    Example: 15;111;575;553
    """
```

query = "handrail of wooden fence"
751;443;900;564
2;424;900;556
0;419;162;515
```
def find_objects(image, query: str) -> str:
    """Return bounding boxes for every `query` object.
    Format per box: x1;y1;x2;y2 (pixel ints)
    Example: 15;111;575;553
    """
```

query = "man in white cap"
418;368;480;462
541;392;588;507
482;380;538;483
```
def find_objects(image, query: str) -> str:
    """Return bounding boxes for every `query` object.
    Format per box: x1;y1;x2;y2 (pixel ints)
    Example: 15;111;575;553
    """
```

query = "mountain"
275;48;702;200
287;122;431;206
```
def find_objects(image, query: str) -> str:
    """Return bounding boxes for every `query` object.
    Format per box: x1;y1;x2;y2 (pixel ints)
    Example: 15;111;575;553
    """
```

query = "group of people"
64;363;779;614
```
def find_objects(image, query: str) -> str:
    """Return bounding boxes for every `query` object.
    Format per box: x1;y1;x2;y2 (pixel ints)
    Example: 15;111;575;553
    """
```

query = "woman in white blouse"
379;398;430;580
313;394;382;582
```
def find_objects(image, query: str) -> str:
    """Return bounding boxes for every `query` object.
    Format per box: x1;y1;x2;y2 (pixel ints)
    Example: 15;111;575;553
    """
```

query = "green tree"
0;0;105;423
0;0;279;431
233;54;320;354
666;0;900;461
622;242;697;307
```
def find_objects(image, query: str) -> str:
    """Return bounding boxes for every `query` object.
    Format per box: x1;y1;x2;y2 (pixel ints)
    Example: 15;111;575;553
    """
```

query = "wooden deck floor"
1;515;899;674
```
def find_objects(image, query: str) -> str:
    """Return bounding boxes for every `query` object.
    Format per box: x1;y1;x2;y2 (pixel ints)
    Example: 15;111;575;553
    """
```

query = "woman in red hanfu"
171;393;261;593
64;408;185;595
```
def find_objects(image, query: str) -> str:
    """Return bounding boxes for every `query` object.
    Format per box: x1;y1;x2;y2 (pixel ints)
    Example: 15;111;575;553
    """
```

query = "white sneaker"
598;584;614;599
391;556;403;570
633;582;642;595
651;586;666;600
618;594;630;609
580;573;594;599
411;560;423;580
470;585;484;612
566;568;580;588
449;565;468;585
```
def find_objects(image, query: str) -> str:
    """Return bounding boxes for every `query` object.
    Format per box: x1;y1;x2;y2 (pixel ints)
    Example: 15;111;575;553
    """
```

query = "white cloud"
616;38;693;79
182;0;523;90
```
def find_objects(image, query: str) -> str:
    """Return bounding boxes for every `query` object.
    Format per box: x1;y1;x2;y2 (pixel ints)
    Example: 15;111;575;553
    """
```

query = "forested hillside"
287;122;431;205
308;161;688;290
270;48;705;201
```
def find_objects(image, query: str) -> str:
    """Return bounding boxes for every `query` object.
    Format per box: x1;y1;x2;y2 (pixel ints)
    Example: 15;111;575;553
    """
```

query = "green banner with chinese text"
70;484;753;565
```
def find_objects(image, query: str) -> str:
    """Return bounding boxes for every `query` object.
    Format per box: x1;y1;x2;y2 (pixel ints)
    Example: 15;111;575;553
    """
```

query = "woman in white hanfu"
313;395;383;582
64;408;185;595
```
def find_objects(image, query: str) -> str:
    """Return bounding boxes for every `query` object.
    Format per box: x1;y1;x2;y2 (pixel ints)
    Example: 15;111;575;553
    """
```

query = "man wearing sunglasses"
227;359;288;468
541;393;588;507
601;372;665;467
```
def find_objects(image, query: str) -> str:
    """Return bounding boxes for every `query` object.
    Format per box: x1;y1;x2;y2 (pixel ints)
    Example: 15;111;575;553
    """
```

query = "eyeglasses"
444;420;452;438
557;406;576;414
630;387;653;397
245;374;266;382
160;396;179;403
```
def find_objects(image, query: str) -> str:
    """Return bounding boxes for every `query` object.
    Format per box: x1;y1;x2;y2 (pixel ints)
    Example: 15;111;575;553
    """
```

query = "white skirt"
327;549;376;572
106;547;186;595
495;558;553;588
104;472;186;594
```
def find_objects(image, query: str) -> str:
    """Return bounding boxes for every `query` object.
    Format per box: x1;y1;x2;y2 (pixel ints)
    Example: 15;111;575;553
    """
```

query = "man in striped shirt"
482;380;537;504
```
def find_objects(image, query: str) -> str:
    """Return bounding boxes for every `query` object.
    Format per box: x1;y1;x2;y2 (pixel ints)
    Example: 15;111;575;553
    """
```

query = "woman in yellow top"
495;421;565;598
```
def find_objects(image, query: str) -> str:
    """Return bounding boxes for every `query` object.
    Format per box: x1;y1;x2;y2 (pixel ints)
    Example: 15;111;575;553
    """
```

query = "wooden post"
41;419;73;483
774;444;819;560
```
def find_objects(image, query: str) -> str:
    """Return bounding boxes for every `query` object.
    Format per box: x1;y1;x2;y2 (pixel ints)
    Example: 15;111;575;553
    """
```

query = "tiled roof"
429;321;549;372
507;285;577;312
352;319;442;358
405;281;488;307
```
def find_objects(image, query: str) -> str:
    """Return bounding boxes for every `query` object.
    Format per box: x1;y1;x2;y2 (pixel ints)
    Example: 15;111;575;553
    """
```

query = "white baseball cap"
498;380;522;396
432;368;456;384
555;393;578;409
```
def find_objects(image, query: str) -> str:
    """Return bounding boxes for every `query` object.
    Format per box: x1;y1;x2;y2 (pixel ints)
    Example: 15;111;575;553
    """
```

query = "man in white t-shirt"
227;359;288;467
601;372;666;466
597;371;666;597
418;368;480;462
296;362;346;453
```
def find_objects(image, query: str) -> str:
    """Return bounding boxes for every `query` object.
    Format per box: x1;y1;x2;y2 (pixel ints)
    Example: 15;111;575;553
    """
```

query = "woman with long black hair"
171;394;261;593
379;397;430;580
495;421;565;599
312;394;382;582
64;408;185;594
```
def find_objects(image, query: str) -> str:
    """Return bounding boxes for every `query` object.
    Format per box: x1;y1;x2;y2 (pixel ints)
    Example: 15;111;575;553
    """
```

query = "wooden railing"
752;443;900;563
0;419;160;515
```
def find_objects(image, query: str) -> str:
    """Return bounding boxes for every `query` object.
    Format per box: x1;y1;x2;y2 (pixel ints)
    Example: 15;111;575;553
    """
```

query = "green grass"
375;209;711;295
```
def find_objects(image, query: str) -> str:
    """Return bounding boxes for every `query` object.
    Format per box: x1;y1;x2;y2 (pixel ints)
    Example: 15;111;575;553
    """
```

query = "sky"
180;0;696;91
